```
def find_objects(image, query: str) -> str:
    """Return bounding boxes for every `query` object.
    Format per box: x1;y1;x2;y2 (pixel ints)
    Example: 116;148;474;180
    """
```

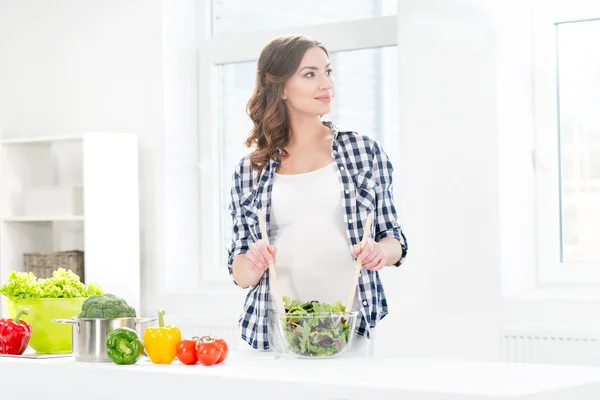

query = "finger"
363;253;385;271
353;244;362;258
245;253;260;272
361;257;376;269
358;241;374;264
361;252;379;270
247;250;263;269
361;246;379;266
253;242;269;268
259;244;274;265
358;239;373;258
256;239;270;249
268;246;277;264
249;242;261;261
248;243;268;270
371;254;387;271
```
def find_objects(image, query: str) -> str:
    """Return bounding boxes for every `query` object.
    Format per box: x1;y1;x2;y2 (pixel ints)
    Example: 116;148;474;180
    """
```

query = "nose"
319;74;333;91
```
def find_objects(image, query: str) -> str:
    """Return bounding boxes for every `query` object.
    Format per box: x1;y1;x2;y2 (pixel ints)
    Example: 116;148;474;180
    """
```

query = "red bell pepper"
0;308;32;355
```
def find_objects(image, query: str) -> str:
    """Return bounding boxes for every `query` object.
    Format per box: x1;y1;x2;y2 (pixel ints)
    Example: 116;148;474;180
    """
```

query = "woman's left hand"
352;238;387;271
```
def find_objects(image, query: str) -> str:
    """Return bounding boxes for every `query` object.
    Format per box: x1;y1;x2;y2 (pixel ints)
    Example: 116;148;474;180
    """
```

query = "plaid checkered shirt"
227;121;408;350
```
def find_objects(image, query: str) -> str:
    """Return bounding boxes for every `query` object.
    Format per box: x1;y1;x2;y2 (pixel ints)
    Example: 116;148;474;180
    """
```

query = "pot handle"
51;318;80;334
133;317;157;326
51;319;76;324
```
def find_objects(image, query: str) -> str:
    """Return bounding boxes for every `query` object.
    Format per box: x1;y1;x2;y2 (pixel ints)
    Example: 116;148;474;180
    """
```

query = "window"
555;20;600;265
197;0;399;282
533;5;600;284
212;0;397;36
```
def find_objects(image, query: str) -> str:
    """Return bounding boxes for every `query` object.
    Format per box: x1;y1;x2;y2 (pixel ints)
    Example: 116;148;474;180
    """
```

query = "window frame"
532;2;600;286
195;1;398;284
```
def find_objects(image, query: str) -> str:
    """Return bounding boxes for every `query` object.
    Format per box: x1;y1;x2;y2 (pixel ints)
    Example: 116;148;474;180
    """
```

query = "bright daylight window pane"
211;0;397;36
556;19;600;263
218;46;398;263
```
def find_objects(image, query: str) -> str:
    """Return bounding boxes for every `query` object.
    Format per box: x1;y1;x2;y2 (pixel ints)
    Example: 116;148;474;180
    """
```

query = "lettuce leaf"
280;296;352;357
0;271;41;300
0;268;103;300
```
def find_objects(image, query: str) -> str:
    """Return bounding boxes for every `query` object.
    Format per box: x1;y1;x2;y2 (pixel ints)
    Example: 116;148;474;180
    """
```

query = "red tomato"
176;339;198;365
195;338;221;366
214;337;229;364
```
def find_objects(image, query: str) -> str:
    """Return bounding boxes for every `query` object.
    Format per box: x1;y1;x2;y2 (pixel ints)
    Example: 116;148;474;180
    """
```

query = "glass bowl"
275;311;359;358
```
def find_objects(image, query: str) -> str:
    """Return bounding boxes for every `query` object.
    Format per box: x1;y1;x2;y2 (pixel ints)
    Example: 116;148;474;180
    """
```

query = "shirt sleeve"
227;162;252;285
372;141;408;267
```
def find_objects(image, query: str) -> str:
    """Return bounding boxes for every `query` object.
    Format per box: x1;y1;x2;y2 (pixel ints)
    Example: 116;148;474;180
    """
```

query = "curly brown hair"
245;35;329;177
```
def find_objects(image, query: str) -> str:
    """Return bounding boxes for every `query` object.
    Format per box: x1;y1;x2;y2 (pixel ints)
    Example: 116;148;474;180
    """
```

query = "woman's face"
282;46;335;117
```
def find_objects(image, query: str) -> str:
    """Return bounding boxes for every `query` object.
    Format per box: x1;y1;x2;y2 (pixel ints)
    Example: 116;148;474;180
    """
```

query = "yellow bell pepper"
143;308;181;364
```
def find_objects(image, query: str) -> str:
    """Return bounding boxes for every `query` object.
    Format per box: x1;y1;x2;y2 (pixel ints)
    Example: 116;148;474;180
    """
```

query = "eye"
304;72;315;78
325;68;333;76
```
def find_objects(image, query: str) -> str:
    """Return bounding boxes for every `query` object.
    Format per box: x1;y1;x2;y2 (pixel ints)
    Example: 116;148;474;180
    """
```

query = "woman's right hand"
245;240;277;274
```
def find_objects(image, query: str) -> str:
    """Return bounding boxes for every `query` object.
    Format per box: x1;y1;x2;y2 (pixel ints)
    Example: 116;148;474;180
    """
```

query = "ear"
282;91;287;100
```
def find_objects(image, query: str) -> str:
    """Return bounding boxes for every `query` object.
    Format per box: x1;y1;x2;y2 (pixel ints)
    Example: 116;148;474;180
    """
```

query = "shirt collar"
323;120;340;139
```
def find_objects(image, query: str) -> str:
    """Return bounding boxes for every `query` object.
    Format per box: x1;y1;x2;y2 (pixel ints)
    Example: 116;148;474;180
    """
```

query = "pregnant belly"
271;219;355;304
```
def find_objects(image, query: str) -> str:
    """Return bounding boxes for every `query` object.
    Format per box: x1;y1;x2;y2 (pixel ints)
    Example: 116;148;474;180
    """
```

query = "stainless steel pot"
52;317;156;362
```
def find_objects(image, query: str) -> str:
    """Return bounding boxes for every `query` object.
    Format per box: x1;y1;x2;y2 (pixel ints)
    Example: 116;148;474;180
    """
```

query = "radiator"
501;327;600;366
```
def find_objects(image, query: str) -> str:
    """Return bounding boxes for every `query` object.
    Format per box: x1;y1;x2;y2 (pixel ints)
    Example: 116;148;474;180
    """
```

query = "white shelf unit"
0;132;141;317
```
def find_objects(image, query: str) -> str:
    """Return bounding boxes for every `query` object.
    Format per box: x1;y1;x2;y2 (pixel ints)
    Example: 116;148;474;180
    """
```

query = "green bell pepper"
105;327;143;365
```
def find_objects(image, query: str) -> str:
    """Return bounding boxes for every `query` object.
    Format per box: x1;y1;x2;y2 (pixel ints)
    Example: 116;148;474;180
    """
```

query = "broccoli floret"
78;293;137;319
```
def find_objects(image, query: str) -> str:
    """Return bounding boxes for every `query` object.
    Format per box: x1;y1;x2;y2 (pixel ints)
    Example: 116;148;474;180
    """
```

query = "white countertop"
2;352;600;399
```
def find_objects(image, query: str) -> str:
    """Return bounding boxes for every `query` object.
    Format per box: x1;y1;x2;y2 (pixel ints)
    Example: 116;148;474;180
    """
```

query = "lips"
315;96;332;103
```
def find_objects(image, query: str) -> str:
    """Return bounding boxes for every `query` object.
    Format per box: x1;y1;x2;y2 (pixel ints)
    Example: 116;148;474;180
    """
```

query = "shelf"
0;132;140;317
0;135;83;145
1;216;84;222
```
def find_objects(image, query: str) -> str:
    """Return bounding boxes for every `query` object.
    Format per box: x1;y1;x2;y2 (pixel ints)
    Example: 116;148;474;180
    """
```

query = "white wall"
378;0;503;361
0;0;166;316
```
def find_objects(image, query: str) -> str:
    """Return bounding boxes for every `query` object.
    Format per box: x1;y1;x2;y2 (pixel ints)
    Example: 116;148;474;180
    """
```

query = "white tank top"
269;162;358;309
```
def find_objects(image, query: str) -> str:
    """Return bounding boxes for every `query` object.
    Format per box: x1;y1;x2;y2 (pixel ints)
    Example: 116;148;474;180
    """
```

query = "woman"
227;35;408;356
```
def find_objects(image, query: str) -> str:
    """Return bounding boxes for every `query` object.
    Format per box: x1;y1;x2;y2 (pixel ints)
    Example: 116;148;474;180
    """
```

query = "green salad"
280;296;353;357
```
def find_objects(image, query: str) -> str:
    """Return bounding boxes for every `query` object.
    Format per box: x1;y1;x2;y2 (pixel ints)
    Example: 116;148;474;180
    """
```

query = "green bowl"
7;298;86;354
